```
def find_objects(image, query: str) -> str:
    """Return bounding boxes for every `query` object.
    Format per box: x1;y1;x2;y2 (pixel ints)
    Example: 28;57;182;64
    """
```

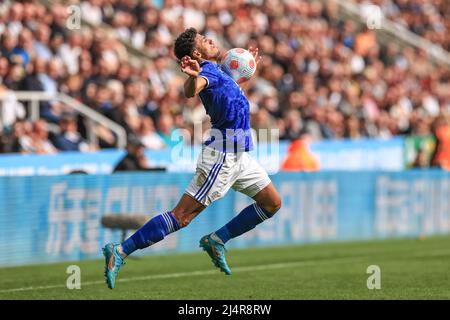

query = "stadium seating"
0;0;449;170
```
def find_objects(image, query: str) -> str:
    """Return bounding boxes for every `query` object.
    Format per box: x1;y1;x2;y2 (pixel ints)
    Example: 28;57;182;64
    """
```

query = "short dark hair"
174;28;197;60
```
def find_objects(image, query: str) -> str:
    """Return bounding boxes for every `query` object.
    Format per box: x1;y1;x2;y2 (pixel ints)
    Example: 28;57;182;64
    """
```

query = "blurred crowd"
0;0;449;168
356;0;449;51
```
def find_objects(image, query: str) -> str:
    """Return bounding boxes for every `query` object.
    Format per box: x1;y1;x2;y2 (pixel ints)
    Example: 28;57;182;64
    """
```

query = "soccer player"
103;28;282;289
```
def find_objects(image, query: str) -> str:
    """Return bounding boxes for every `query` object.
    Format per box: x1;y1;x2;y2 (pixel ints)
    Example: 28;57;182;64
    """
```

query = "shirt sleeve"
199;62;219;89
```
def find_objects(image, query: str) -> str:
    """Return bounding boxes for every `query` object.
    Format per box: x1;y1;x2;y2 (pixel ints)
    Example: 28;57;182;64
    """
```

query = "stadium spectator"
19;119;57;154
0;83;26;132
137;117;166;150
11;27;33;67
1;119;27;153
280;109;303;141
431;114;450;170
404;113;441;168
50;114;91;152
113;135;150;172
20;58;45;92
412;148;430;169
0;31;17;62
281;132;320;172
58;32;83;75
156;113;178;148
251;107;279;143
32;23;53;62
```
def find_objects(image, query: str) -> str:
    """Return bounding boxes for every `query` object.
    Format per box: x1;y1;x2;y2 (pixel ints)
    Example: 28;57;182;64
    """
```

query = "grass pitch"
0;236;449;300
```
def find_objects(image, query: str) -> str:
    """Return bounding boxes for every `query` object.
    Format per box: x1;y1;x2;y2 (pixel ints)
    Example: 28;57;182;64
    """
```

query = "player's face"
194;34;221;60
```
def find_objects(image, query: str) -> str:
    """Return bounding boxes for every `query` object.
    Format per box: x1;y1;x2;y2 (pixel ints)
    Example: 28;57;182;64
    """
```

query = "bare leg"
171;193;206;227
212;182;282;245
252;182;282;215
118;193;206;258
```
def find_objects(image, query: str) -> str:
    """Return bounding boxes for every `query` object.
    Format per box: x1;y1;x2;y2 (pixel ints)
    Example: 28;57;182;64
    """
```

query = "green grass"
1;236;450;299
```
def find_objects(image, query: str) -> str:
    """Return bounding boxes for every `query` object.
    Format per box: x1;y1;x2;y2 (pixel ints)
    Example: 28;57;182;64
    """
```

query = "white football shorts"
185;146;272;206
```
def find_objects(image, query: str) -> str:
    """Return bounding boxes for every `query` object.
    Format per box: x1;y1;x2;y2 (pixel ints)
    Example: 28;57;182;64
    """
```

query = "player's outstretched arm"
248;46;262;66
239;47;262;91
180;56;207;98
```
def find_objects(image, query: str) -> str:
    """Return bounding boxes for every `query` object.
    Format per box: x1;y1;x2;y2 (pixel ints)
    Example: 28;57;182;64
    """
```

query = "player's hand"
248;46;262;67
180;56;201;77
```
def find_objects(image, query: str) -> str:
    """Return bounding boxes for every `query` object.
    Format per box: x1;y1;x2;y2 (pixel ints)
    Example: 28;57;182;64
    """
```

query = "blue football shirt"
198;60;254;153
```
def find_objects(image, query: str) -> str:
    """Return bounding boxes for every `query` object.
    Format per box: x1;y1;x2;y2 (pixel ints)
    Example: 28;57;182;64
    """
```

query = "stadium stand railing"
0;91;127;148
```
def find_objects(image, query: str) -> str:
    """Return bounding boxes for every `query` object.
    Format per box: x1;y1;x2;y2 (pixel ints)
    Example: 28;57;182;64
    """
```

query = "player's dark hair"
174;27;197;60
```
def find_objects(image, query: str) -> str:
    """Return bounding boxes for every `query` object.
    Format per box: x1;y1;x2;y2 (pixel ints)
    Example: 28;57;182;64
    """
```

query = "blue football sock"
120;211;180;256
214;203;274;244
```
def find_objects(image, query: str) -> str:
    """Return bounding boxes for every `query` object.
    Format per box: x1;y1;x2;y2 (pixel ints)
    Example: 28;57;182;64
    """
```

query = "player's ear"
192;49;201;60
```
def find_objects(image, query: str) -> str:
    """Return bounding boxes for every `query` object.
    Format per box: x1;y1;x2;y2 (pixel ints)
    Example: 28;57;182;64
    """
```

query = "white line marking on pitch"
1;247;448;294
0;256;362;293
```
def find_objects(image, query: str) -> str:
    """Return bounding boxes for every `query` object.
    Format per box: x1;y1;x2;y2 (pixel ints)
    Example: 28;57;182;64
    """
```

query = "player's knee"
270;197;282;215
172;210;193;228
260;197;282;217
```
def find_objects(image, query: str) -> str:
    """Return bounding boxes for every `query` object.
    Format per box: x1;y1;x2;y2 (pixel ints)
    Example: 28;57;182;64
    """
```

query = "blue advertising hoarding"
310;137;405;170
0;170;449;267
0;138;405;176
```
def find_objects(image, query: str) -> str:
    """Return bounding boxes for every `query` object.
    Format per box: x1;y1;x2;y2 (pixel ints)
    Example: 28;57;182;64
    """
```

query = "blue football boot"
199;234;231;275
102;243;125;289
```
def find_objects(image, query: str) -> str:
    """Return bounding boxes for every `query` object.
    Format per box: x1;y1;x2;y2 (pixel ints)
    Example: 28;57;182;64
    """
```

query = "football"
221;48;257;84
